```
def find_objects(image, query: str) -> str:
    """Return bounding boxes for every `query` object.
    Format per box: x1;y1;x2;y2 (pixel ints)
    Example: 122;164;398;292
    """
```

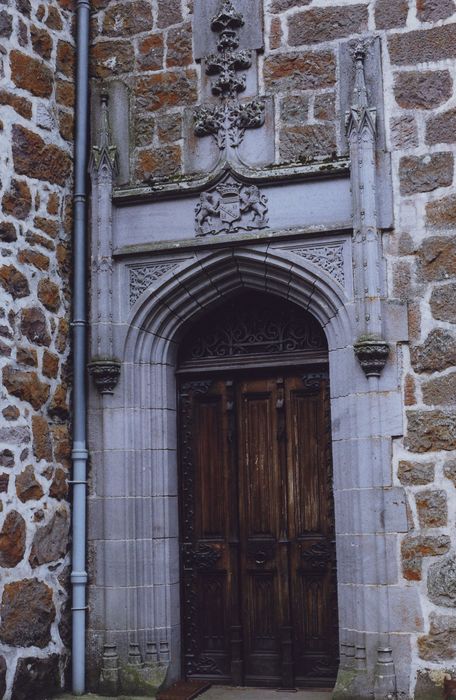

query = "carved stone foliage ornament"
194;1;265;152
195;176;268;236
88;358;121;395
129;262;179;306
290;244;345;287
354;337;390;378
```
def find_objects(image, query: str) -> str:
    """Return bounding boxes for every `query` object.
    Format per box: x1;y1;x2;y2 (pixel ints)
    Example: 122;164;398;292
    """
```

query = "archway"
176;291;339;689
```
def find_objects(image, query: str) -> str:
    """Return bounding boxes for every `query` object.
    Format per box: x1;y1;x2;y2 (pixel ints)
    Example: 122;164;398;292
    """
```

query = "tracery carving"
300;540;333;571
194;1;265;151
290;244;345;287
195;177;268;236
179;294;327;367
185;543;223;570
129;263;179;306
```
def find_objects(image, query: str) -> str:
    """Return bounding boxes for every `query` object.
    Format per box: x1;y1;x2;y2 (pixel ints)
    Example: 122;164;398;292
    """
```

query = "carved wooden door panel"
178;371;338;688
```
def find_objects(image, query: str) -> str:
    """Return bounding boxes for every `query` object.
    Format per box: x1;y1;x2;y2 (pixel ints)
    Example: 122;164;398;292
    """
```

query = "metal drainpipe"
72;0;90;694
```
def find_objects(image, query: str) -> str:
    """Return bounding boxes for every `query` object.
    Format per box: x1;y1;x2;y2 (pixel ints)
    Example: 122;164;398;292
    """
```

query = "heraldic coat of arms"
195;177;269;236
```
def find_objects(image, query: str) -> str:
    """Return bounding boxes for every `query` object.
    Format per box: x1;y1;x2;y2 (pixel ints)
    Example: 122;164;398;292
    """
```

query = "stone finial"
354;336;390;378
91;91;118;173
346;42;377;137
88;357;121;395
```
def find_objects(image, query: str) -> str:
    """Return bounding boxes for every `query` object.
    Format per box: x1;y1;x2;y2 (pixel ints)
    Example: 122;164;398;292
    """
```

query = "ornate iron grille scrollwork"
179;293;327;368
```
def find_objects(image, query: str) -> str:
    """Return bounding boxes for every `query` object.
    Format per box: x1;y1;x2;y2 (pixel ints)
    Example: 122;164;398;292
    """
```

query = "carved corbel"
88;358;121;395
354;336;390;378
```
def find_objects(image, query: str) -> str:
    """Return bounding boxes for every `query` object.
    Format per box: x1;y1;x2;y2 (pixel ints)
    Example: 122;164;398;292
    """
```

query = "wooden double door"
178;370;339;688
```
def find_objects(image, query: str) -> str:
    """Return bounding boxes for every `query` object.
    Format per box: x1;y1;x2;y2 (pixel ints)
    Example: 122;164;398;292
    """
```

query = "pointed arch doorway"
177;292;339;689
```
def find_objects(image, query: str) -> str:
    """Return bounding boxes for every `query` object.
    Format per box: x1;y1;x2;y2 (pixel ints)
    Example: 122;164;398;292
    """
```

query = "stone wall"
0;0;74;698
91;1;456;696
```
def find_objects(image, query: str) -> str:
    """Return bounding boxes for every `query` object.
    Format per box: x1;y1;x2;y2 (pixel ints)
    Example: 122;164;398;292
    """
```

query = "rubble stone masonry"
0;0;74;697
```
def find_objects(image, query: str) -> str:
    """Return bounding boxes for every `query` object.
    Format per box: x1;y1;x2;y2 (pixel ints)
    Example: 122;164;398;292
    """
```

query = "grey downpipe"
72;0;90;695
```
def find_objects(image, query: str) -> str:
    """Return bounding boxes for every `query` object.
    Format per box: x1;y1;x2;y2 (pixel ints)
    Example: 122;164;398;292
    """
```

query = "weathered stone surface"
50;467;68;500
157;0;182;28
270;16;282;49
0;221;18;242
430;283;456;322
426;107;456;146
0;89;32;119
167;22;192;68
20;307;51;346
51;424;71;467
428;556;456;608
389;23;456;64
0;656;5;700
423;372;456;406
29;508;69;567
37;278;61;312
314;93;336;121
103;0;152;36
444;458;456;487
418;613;456;662
402;534;450;581
12;654;61;700
264;51;335;91
398;460;434;486
417;0;455;22
2;178;32;219
0;9;13;37
0;426;30;444
31;24;53;59
17;248;50;271
0;449;14;468
16;464;44;502
0;264;30;299
406;410;456;452
288;5;368;45
48;384;69;421
157;112;182;143
137;33;164;72
280;125;336;163
0;511;26;567
10;50;53;97
12;125;72;186
0;473;9;492
399;153;453;196
136;145;182;182
91;39;135;78
375;0;408;29
0;579;55;647
136;69;198;111
411;329;456;373
42;350;59;379
416;490;447;528
427;193;456;228
394;70;453;110
271;0;311;10
56;40;74;78
3;366;50;410
418;236;456;282
2;405;20;421
281;94;309;125
17;346;37;367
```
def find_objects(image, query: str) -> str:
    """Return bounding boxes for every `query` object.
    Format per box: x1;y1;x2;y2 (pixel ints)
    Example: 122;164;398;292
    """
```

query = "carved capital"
354;337;389;378
88;358;121;395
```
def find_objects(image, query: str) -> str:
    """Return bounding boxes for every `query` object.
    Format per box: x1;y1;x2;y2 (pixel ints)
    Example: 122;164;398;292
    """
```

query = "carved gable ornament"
195;175;268;237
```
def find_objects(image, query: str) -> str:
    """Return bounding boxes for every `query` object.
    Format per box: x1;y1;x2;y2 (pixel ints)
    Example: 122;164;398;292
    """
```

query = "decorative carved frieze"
193;1;265;152
290;244;345;287
129;263;179;306
195;177;268;236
